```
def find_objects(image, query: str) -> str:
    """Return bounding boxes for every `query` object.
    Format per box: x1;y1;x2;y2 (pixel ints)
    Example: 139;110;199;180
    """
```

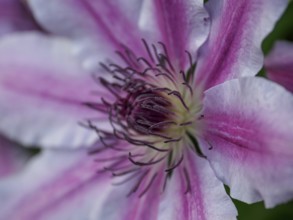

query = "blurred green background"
262;1;293;54
235;2;293;219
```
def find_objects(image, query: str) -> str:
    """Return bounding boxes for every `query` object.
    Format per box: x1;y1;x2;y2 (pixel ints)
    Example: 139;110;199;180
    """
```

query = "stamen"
164;137;182;143
100;62;113;74
119;134;168;152
99;78;121;99
182;82;193;95
156;62;173;76
168;90;189;111
180;121;193;126
108;63;125;72
144;144;170;152
115;50;132;67
124;47;140;69
183;167;191;194
137;57;152;68
139;173;158;197
85;121;126;152
185;50;193;69
142;38;154;62
112;171;141;186
147;131;172;140
82;102;108;113
187;132;207;159
149;43;174;75
149;121;177;131
180;70;188;82
101;98;111;107
158;42;169;59
87;147;107;155
158;41;175;71
100;158;126;173
159;53;175;73
152;44;161;64
94;155;126;162
165;154;184;172
141;67;155;75
127;170;149;196
128;152;168;166
112;168;140;177
180;71;193;95
161;174;169;193
155;73;176;84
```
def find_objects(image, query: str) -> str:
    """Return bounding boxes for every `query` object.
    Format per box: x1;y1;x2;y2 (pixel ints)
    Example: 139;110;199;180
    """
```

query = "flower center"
84;40;204;196
124;88;174;136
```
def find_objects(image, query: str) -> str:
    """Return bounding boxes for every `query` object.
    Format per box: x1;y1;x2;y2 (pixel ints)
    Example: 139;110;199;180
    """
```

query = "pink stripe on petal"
94;169;164;220
28;0;145;70
0;149;112;220
158;148;237;220
200;77;293;208
139;0;210;69
0;33;108;149
195;0;288;90
265;41;293;93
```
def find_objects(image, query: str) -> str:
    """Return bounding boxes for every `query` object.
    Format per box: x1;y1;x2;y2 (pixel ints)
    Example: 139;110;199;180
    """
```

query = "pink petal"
265;41;293;93
94;170;164;220
0;149;112;220
0;135;30;178
195;0;288;90
0;33;107;149
86;149;236;220
27;0;145;70
158;149;237;220
0;143;164;220
200;77;293;208
139;0;210;68
0;0;39;36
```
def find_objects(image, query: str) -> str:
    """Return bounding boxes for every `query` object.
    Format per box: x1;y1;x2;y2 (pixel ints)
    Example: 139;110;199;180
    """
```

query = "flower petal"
195;0;288;90
265;41;293;93
0;0;39;36
93;170;164;220
27;0;145;70
158;149;237;220
0;135;30;178
200;77;293;208
139;0;210;68
0;149;112;220
0;33;107;149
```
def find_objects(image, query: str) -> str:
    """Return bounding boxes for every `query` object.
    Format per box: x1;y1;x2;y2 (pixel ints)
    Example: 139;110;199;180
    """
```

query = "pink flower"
0;0;292;220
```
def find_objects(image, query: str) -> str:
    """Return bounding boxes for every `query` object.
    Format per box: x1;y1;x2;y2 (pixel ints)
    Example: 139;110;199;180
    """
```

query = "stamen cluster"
83;39;202;196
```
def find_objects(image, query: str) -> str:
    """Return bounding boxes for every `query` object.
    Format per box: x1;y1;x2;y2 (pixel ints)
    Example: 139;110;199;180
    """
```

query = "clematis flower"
0;0;292;220
265;41;293;93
